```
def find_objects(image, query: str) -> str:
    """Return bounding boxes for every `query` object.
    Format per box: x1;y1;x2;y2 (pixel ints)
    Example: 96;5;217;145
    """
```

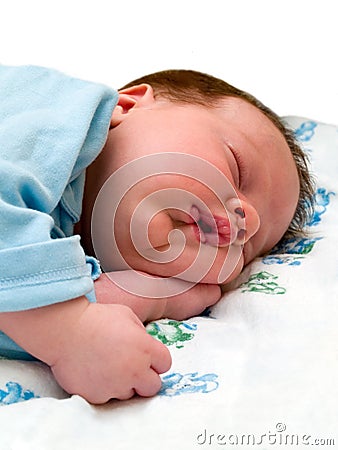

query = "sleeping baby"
0;66;314;403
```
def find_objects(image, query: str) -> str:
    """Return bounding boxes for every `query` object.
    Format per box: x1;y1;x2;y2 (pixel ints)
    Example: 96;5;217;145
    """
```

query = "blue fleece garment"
0;65;118;358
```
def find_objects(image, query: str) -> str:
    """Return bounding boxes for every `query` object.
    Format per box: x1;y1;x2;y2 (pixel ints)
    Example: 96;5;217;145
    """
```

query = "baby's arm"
95;271;221;322
0;297;171;404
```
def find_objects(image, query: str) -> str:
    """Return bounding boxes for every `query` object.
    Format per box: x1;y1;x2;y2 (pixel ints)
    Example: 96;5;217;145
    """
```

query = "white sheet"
0;116;337;449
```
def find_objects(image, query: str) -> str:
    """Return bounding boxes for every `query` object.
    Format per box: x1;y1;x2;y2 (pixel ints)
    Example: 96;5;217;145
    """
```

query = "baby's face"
86;95;299;286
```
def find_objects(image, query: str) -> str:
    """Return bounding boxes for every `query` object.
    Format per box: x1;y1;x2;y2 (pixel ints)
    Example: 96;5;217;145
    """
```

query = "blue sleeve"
0;65;118;312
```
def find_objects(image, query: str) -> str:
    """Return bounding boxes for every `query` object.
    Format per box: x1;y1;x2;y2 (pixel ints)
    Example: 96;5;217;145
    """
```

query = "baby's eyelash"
228;143;246;189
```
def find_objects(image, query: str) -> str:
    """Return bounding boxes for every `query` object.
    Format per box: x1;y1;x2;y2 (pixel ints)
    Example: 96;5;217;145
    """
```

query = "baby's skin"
95;201;244;322
0;273;221;403
0;191;228;404
0;85;300;404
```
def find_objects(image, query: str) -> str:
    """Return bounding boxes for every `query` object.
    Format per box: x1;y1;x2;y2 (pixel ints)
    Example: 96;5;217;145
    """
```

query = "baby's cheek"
145;212;174;249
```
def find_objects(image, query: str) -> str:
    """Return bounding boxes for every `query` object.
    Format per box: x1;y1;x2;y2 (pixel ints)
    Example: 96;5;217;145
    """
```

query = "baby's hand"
51;302;171;403
161;281;221;320
0;299;171;404
95;271;221;322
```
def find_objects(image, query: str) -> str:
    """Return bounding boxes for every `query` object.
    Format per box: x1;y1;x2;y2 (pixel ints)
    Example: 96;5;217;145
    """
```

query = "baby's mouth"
190;205;245;247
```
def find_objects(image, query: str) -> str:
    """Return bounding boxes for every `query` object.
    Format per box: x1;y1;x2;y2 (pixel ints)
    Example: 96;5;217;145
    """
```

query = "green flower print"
240;271;286;295
147;320;197;349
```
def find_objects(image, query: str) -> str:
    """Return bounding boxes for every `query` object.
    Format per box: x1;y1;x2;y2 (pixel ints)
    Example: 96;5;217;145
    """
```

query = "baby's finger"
148;335;172;374
134;368;163;398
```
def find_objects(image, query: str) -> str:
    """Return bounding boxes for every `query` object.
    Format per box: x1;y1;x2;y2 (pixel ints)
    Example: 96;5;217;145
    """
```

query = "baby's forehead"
218;96;280;129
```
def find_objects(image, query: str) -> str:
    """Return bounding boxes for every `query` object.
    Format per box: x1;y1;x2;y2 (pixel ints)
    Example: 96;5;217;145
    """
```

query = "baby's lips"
190;201;246;248
190;205;200;223
213;216;239;246
216;218;232;235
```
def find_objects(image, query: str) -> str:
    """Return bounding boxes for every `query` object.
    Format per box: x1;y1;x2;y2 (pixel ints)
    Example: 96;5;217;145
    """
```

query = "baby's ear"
111;84;155;127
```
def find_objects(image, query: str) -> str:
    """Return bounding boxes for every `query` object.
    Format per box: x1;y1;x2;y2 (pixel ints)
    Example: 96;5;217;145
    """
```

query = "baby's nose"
224;197;260;246
214;198;247;247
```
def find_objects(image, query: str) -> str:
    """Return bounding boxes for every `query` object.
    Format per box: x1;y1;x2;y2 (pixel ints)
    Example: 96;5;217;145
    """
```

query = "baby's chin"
205;252;244;285
128;246;245;287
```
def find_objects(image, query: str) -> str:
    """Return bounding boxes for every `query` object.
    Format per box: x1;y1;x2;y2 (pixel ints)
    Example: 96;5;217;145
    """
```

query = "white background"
1;0;337;124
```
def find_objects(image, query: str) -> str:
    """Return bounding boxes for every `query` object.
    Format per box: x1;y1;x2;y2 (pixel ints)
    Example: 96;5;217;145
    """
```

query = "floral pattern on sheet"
294;120;317;142
307;187;335;227
263;235;322;267
147;320;197;349
271;236;322;256
159;372;219;396
240;271;286;295
0;381;39;406
261;186;334;267
262;254;304;267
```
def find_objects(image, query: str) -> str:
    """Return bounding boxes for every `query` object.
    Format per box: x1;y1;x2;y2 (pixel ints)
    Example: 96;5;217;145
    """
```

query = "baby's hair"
121;69;315;240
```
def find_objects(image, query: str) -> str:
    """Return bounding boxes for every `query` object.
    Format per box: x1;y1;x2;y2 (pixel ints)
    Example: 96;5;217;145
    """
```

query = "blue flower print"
262;255;303;266
307;187;335;227
159;372;219;396
271;236;322;255
0;381;39;406
294;121;317;142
